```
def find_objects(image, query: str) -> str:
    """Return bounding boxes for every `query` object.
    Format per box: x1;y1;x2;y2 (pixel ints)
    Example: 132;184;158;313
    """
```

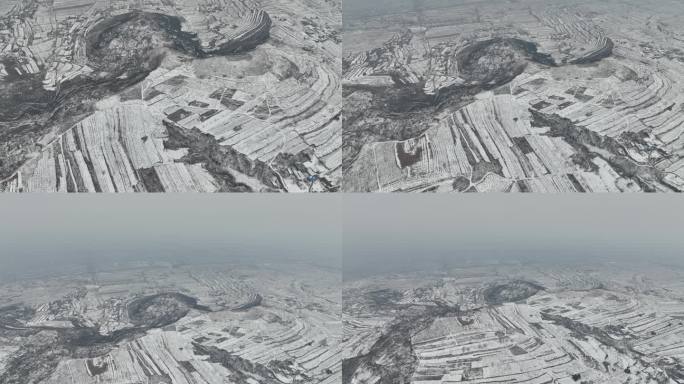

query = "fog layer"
0;195;341;280
343;195;684;279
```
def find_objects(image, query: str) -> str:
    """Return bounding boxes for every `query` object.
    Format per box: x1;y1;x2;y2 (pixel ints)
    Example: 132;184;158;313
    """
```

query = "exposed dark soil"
194;342;323;382
0;304;35;326
364;288;404;309
342;301;463;384
530;109;677;192
127;292;211;328
570;38;614;65
163;121;282;192
396;142;423;168
138;166;166;192
164;120;336;192
484;280;545;305
193;343;286;383
85;12;203;77
231;294;263;312
542;311;679;381
453;38;556;87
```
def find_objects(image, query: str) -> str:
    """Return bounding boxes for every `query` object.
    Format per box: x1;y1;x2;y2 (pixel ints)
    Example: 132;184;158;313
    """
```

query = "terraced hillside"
343;0;684;192
0;262;341;384
0;0;341;192
343;262;684;383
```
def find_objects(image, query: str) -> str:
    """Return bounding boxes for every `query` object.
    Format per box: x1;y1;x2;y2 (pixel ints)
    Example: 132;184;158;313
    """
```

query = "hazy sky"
343;0;457;21
2;195;682;281
0;195;341;280
343;195;684;279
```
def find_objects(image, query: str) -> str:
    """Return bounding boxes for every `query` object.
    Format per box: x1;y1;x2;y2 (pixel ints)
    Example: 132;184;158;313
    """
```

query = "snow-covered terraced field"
343;0;684;192
0;261;341;384
0;0;341;192
343;262;684;384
